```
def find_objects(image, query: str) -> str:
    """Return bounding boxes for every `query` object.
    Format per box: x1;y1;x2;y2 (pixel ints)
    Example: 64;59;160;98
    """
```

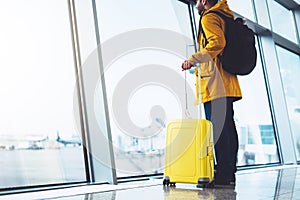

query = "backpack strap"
200;10;230;42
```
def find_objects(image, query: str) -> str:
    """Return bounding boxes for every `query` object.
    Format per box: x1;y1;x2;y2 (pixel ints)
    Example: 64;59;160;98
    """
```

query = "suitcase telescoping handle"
196;63;203;118
184;70;190;118
185;45;192;119
185;44;203;119
184;64;203;119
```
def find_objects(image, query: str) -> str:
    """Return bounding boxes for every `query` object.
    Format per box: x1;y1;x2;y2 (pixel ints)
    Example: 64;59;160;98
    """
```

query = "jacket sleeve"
188;14;226;63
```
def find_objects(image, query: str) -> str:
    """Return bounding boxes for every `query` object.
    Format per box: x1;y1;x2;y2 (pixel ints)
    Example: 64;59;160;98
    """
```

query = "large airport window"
275;45;300;161
0;0;86;188
234;37;280;166
96;0;196;177
267;0;298;43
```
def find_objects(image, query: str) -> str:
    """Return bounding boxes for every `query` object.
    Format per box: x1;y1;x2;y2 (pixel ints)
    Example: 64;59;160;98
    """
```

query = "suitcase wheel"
197;181;214;188
163;179;176;187
197;183;209;188
197;178;211;188
163;179;169;186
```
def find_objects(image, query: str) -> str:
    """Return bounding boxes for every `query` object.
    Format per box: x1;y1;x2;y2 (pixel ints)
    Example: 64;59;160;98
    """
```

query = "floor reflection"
2;165;300;200
163;187;236;200
64;166;300;200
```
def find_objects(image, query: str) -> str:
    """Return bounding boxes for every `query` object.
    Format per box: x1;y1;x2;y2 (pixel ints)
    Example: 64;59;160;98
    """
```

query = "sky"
0;0;77;137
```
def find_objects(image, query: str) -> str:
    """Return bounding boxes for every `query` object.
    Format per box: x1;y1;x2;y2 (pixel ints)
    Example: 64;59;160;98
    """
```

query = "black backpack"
201;11;257;75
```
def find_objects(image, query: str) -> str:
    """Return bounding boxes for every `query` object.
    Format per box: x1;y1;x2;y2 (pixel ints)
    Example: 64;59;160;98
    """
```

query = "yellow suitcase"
163;119;214;188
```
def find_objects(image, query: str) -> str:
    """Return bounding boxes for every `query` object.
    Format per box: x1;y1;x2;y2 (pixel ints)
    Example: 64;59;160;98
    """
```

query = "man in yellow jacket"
182;0;242;187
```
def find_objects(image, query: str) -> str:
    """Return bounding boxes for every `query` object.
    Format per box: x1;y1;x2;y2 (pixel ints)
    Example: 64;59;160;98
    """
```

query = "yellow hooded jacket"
188;0;242;104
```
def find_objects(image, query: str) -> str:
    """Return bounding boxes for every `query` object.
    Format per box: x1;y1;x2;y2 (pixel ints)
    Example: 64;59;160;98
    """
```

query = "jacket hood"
205;0;234;18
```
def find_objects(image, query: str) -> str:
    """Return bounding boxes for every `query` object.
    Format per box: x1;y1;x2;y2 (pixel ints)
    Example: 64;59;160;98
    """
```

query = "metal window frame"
68;0;117;185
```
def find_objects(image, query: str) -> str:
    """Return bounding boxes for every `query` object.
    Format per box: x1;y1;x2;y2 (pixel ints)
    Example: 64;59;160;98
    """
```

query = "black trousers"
204;97;239;181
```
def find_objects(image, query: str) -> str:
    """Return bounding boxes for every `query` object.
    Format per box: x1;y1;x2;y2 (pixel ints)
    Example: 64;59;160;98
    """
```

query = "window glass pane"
267;0;298;43
0;0;86;188
234;37;280;166
96;0;196;177
227;0;255;21
97;0;193;41
275;45;300;160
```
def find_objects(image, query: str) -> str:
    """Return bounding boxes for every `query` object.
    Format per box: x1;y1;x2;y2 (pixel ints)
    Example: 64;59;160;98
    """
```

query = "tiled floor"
1;165;300;200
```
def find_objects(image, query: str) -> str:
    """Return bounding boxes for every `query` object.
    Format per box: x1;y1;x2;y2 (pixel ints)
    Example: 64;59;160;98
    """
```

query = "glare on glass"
0;0;86;188
275;45;300;160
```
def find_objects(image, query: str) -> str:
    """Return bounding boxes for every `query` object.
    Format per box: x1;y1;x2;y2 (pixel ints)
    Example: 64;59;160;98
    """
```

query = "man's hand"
181;60;194;71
